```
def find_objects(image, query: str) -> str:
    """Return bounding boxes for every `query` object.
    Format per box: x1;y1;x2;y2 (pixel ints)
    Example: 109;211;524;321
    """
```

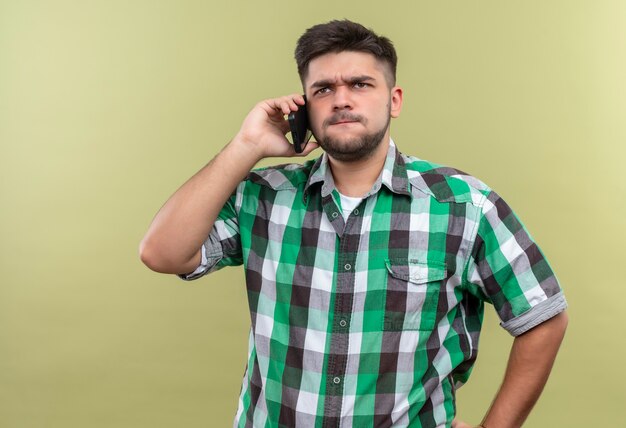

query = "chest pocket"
382;259;447;331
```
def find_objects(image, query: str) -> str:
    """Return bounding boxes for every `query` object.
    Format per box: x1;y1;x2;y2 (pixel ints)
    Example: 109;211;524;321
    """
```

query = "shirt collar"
303;138;412;200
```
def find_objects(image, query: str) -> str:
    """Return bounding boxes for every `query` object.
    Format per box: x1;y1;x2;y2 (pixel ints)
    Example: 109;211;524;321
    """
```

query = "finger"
279;100;292;115
291;93;305;105
278;118;290;135
263;97;289;113
259;100;286;120
284;93;305;106
264;94;303;116
286;97;303;115
282;94;305;112
296;141;320;157
286;98;299;113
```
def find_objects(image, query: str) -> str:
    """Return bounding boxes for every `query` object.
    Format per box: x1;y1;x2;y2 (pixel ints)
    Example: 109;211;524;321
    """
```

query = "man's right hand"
140;94;319;275
233;93;319;160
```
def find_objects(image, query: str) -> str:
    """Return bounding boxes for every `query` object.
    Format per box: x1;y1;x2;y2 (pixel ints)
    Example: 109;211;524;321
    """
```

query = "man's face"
303;51;403;162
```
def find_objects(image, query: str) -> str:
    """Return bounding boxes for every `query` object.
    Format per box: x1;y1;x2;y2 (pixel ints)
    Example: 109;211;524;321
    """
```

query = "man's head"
294;20;403;162
294;20;398;89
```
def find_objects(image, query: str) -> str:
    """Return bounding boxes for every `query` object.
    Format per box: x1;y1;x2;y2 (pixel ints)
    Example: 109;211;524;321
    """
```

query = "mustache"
323;113;366;128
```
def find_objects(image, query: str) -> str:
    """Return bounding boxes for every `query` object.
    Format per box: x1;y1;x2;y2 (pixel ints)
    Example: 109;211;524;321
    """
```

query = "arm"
139;94;319;275
453;311;568;428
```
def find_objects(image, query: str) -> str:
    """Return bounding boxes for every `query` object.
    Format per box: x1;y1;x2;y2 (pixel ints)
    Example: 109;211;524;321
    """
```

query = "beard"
315;106;391;162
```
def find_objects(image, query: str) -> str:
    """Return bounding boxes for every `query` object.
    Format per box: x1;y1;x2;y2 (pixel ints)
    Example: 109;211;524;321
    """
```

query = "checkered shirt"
180;140;567;428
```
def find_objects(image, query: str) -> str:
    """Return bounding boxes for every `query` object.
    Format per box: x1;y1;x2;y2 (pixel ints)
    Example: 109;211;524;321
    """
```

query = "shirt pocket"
382;258;447;331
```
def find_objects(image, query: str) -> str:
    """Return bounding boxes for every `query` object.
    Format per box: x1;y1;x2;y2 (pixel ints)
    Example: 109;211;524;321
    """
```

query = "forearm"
140;94;317;275
139;136;262;274
481;311;569;428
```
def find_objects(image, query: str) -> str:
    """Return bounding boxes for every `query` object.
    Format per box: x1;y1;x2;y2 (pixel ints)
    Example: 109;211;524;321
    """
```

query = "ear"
390;86;403;118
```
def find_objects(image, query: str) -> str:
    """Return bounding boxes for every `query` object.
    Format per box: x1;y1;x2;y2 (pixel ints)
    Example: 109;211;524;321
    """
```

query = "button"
331;212;339;218
333;376;341;384
353;208;359;215
344;263;351;271
339;319;347;327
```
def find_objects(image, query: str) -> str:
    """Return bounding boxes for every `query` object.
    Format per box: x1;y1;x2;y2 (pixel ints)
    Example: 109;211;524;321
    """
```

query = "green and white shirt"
181;140;566;428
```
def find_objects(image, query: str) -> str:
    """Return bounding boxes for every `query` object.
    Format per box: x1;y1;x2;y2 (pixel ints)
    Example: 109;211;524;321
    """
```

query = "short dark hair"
294;20;398;87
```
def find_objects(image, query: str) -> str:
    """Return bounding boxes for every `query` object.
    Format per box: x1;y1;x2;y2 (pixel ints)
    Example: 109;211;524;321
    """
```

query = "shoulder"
401;153;491;207
243;158;318;191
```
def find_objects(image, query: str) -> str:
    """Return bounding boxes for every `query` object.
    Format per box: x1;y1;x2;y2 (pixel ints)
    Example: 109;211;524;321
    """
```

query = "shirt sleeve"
464;190;567;336
178;186;244;281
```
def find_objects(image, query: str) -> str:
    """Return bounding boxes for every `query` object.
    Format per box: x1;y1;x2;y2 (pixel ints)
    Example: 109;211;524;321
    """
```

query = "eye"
353;82;370;89
314;87;331;95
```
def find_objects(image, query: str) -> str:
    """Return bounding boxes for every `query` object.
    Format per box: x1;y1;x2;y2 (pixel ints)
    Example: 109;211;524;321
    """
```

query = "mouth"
324;114;364;128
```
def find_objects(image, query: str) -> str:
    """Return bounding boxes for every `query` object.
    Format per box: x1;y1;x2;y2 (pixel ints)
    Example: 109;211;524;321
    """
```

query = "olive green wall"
1;1;624;426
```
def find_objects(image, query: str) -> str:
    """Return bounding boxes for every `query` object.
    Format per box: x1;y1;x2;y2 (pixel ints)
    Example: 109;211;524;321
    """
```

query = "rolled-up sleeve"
178;186;244;281
465;191;567;336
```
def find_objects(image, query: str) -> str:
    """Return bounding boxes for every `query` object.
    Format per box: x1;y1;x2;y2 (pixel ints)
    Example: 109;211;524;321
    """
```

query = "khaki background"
1;1;624;426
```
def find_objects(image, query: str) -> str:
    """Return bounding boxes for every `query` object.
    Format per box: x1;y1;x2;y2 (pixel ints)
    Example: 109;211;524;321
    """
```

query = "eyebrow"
309;75;376;90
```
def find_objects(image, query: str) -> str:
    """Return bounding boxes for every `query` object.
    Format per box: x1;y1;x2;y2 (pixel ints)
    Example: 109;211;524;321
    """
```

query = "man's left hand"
451;418;477;428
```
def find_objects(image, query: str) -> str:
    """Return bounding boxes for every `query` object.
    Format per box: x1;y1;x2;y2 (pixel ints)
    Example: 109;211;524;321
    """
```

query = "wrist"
228;133;266;165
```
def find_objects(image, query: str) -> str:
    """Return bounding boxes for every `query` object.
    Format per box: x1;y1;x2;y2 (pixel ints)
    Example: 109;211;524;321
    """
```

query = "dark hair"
294;20;398;87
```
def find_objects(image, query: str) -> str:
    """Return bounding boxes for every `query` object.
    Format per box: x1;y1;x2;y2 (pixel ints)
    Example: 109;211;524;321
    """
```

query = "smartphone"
288;96;313;153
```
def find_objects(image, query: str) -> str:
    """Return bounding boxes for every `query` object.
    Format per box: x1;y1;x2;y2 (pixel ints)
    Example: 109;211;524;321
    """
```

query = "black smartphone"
288;96;312;153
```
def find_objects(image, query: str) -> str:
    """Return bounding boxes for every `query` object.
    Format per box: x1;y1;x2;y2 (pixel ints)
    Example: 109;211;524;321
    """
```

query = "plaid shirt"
181;140;566;428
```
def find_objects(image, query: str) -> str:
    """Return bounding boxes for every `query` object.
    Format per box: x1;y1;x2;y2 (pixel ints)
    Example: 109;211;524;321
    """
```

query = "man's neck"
327;136;390;197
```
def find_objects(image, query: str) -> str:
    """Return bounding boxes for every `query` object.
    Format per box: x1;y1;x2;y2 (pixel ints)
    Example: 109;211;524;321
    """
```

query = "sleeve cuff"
501;291;568;336
177;235;224;281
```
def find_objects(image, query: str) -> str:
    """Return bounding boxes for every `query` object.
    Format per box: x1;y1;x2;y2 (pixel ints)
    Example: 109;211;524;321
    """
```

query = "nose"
332;85;353;111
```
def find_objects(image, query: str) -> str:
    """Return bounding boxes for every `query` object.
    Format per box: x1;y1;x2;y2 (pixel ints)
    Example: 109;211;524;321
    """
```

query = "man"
140;20;568;428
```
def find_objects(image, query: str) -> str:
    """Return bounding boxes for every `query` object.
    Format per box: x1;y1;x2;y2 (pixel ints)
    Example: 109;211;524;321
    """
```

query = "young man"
140;20;568;428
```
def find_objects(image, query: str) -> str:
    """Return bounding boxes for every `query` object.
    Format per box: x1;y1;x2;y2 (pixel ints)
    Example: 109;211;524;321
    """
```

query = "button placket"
322;198;361;420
